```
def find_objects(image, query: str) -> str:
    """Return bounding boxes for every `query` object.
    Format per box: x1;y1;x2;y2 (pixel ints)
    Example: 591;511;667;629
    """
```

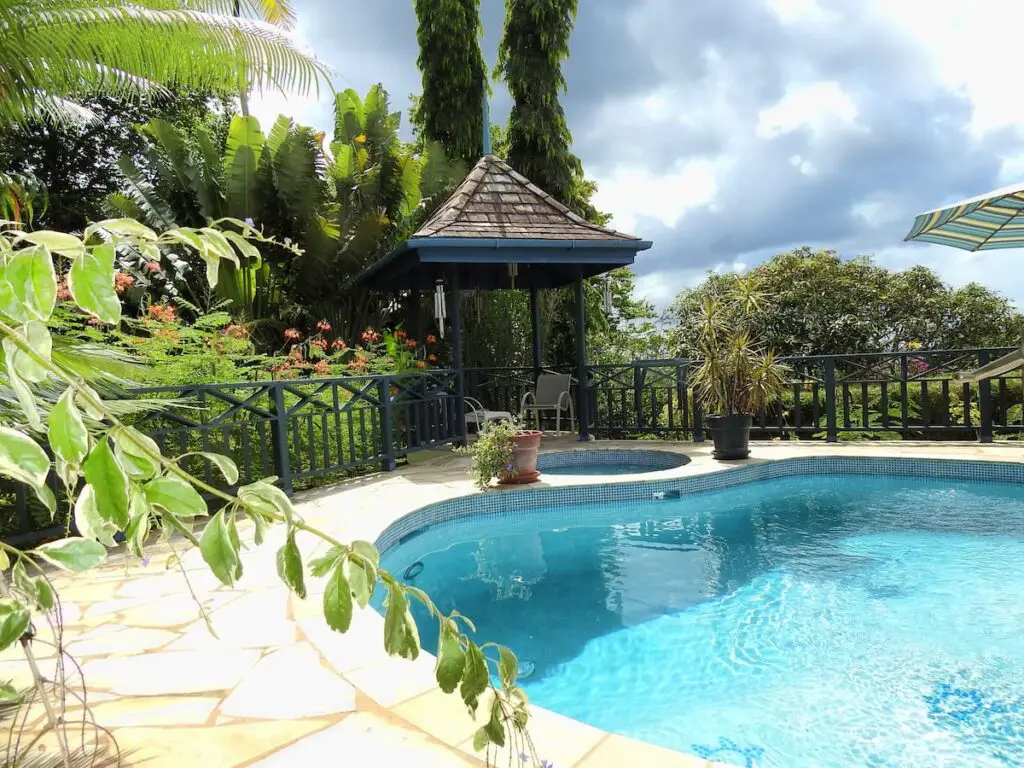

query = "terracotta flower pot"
498;430;543;485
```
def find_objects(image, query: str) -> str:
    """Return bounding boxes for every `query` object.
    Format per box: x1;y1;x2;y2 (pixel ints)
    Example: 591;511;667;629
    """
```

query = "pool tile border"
375;455;1024;554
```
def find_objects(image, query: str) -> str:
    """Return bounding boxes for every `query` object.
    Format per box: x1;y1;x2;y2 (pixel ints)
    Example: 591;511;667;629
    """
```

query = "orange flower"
331;338;347;351
144;261;162;274
405;339;416;348
289;347;304;361
114;272;134;295
313;360;331;375
284;328;301;341
415;360;427;368
147;303;176;322
56;279;71;302
425;334;437;344
224;323;248;340
316;319;332;333
394;329;407;340
361;329;381;343
311;338;327;350
428;354;437;362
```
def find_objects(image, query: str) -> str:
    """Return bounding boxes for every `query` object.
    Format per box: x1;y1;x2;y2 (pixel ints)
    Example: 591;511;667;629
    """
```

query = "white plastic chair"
520;373;574;433
464;396;513;434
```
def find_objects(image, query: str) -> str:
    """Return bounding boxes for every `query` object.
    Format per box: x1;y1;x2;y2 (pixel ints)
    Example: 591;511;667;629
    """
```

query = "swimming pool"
537;449;689;476
377;458;1024;767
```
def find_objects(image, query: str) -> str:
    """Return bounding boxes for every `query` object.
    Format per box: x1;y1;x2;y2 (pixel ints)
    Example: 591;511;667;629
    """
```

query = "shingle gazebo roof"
356;154;652;290
415;155;640;241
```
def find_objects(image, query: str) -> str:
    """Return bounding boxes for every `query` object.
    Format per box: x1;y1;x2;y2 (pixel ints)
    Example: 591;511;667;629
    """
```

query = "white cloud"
592;158;729;233
767;0;837;24
756;81;859;139
873;0;1024;138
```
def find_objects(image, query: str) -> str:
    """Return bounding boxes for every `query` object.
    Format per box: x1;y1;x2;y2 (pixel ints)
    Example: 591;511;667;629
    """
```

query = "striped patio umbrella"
904;182;1024;250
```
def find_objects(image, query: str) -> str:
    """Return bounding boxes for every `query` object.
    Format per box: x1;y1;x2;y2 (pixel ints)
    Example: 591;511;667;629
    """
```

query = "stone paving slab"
11;439;1022;767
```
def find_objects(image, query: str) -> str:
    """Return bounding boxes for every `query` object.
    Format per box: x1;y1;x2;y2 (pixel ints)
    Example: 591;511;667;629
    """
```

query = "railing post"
978;350;994;444
824;358;838;443
378;377;397;471
270;380;293;495
899;354;910;430
633;363;645;429
691;362;704;442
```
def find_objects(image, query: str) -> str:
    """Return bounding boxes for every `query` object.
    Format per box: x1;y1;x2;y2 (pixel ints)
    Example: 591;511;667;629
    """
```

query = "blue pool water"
379;473;1024;767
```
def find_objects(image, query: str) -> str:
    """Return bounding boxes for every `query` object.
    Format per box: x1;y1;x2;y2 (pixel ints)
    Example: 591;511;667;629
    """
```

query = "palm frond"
190;0;296;28
0;0;328;127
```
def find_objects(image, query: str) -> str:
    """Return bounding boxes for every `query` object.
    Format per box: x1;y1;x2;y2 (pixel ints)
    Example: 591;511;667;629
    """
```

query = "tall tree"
496;0;582;209
667;247;1024;357
412;0;486;161
0;0;325;127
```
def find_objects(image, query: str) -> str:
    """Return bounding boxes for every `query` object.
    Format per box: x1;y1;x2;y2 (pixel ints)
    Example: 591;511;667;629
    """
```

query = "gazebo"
356;154;652;440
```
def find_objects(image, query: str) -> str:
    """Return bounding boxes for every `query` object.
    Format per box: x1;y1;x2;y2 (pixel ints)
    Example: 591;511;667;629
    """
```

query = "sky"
251;0;1024;312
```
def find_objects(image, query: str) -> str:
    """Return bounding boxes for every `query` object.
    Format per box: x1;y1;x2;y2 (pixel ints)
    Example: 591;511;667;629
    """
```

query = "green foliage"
497;0;580;206
412;0;486;161
461;419;519;489
109;88;466;345
668;248;1024;357
0;0;326;127
495;0;607;224
690;278;787;416
33;538;106;572
0;94;232;232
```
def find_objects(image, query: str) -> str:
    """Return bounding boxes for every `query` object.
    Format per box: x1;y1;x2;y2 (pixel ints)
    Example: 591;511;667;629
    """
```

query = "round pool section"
537;449;689;476
375;458;1024;768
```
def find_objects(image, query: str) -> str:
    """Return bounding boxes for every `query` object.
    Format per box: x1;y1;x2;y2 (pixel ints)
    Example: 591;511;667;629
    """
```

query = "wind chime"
433;278;446;339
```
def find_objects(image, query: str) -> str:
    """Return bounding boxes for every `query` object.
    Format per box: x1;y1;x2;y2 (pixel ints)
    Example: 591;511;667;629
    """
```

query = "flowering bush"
269;324;440;379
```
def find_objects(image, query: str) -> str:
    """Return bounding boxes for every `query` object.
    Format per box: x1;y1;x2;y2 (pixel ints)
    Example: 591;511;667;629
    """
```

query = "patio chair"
464;396;514;434
520;373;575;433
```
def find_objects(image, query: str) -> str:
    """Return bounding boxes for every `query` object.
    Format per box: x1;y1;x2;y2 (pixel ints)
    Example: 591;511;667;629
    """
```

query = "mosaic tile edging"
536;448;689;471
375;455;1024;554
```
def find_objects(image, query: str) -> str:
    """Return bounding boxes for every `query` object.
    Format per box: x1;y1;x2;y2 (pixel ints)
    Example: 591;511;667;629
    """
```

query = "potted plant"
463;418;543;489
690;279;787;459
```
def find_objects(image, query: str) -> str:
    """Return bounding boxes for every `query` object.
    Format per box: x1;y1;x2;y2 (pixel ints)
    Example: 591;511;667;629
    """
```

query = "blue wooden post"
270;381;293;494
449;269;468;446
530;282;542;380
978;350;994;443
574;275;590;441
377;377;397;471
824;358;838;443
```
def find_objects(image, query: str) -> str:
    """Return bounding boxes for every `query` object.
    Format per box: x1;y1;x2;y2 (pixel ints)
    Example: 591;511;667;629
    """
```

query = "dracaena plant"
691;277;788;416
0;218;536;767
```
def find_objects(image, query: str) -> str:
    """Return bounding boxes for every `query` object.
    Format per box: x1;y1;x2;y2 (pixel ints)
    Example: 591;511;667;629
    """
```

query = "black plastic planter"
707;413;752;460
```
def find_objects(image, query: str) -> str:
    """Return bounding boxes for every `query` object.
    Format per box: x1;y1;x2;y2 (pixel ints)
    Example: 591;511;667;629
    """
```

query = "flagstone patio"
8;438;1022;767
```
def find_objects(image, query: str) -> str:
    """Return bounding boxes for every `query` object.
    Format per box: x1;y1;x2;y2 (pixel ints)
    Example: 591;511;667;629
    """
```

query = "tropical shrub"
107;86;466;345
690;278;787;416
